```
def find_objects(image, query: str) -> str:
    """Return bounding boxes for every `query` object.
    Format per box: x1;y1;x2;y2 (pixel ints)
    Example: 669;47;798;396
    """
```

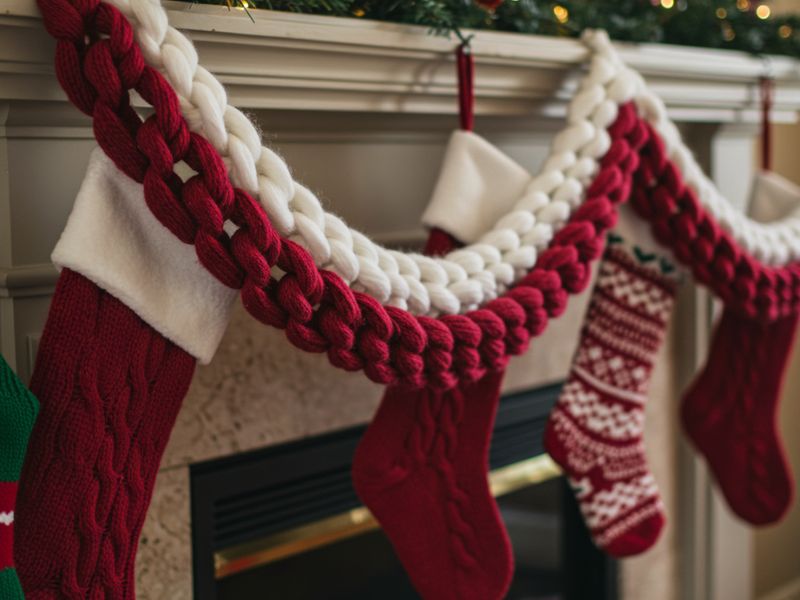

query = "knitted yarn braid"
632;124;800;321
15;269;195;599
100;3;628;315
36;0;635;390
36;0;800;393
104;0;800;320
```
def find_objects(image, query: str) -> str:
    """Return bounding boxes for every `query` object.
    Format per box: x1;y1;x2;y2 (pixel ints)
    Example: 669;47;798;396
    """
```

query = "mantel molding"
2;0;800;122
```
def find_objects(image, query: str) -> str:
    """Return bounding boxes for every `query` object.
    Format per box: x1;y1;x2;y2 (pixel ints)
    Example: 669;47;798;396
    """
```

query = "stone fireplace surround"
2;2;800;598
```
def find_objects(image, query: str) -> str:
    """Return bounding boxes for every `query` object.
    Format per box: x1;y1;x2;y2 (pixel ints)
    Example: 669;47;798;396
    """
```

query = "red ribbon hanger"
760;75;774;172
456;40;475;131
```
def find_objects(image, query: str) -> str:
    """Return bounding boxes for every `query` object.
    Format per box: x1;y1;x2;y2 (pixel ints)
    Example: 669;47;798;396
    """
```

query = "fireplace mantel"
2;0;800;122
1;4;800;600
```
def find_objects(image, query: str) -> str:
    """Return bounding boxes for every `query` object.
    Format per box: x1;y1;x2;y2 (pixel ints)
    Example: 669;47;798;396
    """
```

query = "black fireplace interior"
191;383;617;600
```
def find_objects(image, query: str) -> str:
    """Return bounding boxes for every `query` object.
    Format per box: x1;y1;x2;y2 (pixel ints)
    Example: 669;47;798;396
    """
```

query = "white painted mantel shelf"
2;0;800;121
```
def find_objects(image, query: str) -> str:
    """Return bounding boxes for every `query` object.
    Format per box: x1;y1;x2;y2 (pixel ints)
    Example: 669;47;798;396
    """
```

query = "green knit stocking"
0;356;39;599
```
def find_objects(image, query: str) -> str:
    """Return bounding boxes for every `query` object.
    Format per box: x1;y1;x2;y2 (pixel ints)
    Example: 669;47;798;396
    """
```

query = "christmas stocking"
0;356;39;600
544;230;679;557
352;130;529;599
681;170;800;525
15;150;238;599
352;371;512;600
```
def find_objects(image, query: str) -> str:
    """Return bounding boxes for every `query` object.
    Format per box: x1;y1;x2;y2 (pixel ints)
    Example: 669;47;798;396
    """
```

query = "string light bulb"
716;7;728;18
756;4;771;19
779;24;793;38
722;23;736;41
553;4;569;23
660;0;674;8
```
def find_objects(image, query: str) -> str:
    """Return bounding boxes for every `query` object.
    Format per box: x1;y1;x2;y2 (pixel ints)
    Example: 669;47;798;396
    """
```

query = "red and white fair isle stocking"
544;236;678;557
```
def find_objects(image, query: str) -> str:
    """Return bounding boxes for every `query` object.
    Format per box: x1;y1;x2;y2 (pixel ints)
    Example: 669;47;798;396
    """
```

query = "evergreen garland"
204;0;800;57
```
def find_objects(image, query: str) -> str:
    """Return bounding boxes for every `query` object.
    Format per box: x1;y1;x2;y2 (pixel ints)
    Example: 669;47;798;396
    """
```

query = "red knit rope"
632;123;800;321
36;0;800;389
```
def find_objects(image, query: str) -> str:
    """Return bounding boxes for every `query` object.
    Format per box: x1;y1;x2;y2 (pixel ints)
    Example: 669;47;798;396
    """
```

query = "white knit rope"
106;0;800;316
585;33;800;266
104;0;633;315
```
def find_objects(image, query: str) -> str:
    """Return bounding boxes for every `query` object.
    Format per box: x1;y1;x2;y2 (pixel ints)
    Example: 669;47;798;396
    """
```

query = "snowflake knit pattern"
544;236;678;556
0;356;39;599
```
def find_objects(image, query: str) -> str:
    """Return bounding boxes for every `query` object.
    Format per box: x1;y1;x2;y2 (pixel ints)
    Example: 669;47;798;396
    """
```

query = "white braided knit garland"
101;0;631;316
105;0;800;316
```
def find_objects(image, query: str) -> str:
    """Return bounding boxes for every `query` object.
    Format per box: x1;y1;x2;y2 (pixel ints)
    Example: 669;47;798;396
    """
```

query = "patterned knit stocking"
15;269;195;599
0;356;39;600
352;228;513;600
544;236;678;557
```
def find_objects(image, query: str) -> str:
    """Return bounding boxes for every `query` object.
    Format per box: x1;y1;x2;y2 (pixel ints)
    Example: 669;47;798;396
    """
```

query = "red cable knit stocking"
681;308;798;525
352;229;513;600
15;269;195;599
544;237;677;557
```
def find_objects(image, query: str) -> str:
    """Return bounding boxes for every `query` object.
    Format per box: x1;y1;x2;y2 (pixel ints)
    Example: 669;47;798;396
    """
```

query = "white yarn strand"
105;0;800;316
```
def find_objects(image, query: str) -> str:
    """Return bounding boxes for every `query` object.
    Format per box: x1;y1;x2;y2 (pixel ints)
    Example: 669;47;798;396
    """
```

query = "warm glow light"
553;5;569;23
756;4;771;19
779;24;793;38
353;7;365;17
736;0;750;10
660;0;675;8
716;7;728;18
723;25;736;41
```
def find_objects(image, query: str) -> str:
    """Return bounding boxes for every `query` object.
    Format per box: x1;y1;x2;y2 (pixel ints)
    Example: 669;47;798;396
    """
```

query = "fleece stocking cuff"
52;148;238;364
422;130;531;244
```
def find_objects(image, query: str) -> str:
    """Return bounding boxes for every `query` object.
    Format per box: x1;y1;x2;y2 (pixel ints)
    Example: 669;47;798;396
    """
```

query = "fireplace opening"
191;384;617;600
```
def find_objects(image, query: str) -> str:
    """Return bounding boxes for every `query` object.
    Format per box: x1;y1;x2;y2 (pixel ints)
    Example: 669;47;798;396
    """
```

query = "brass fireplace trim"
214;453;562;579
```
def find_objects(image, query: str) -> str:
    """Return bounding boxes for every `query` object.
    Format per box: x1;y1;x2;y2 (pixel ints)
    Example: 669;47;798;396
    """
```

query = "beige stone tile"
136;467;192;600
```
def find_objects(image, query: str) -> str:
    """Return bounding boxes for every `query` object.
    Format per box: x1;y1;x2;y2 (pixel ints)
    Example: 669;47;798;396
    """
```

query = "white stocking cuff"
52;148;238;364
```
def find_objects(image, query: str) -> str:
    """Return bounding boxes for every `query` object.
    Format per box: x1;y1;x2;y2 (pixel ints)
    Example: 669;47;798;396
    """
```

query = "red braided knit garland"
633;126;800;321
36;0;800;390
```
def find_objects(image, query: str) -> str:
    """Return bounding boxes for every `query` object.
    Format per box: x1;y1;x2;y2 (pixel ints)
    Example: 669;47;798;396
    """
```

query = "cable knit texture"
353;371;512;600
353;228;513;600
0;356;39;600
682;309;798;525
15;269;195;599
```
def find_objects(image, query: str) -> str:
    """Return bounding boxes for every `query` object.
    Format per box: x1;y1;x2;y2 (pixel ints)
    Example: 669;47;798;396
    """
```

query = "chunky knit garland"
37;0;800;393
98;0;622;316
99;0;800;317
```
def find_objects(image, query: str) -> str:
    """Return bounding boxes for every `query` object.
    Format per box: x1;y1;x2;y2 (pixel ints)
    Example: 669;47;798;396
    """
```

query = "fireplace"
190;383;617;600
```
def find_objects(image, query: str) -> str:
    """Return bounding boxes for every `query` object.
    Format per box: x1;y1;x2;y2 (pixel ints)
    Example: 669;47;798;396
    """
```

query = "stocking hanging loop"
455;34;475;132
760;68;774;172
